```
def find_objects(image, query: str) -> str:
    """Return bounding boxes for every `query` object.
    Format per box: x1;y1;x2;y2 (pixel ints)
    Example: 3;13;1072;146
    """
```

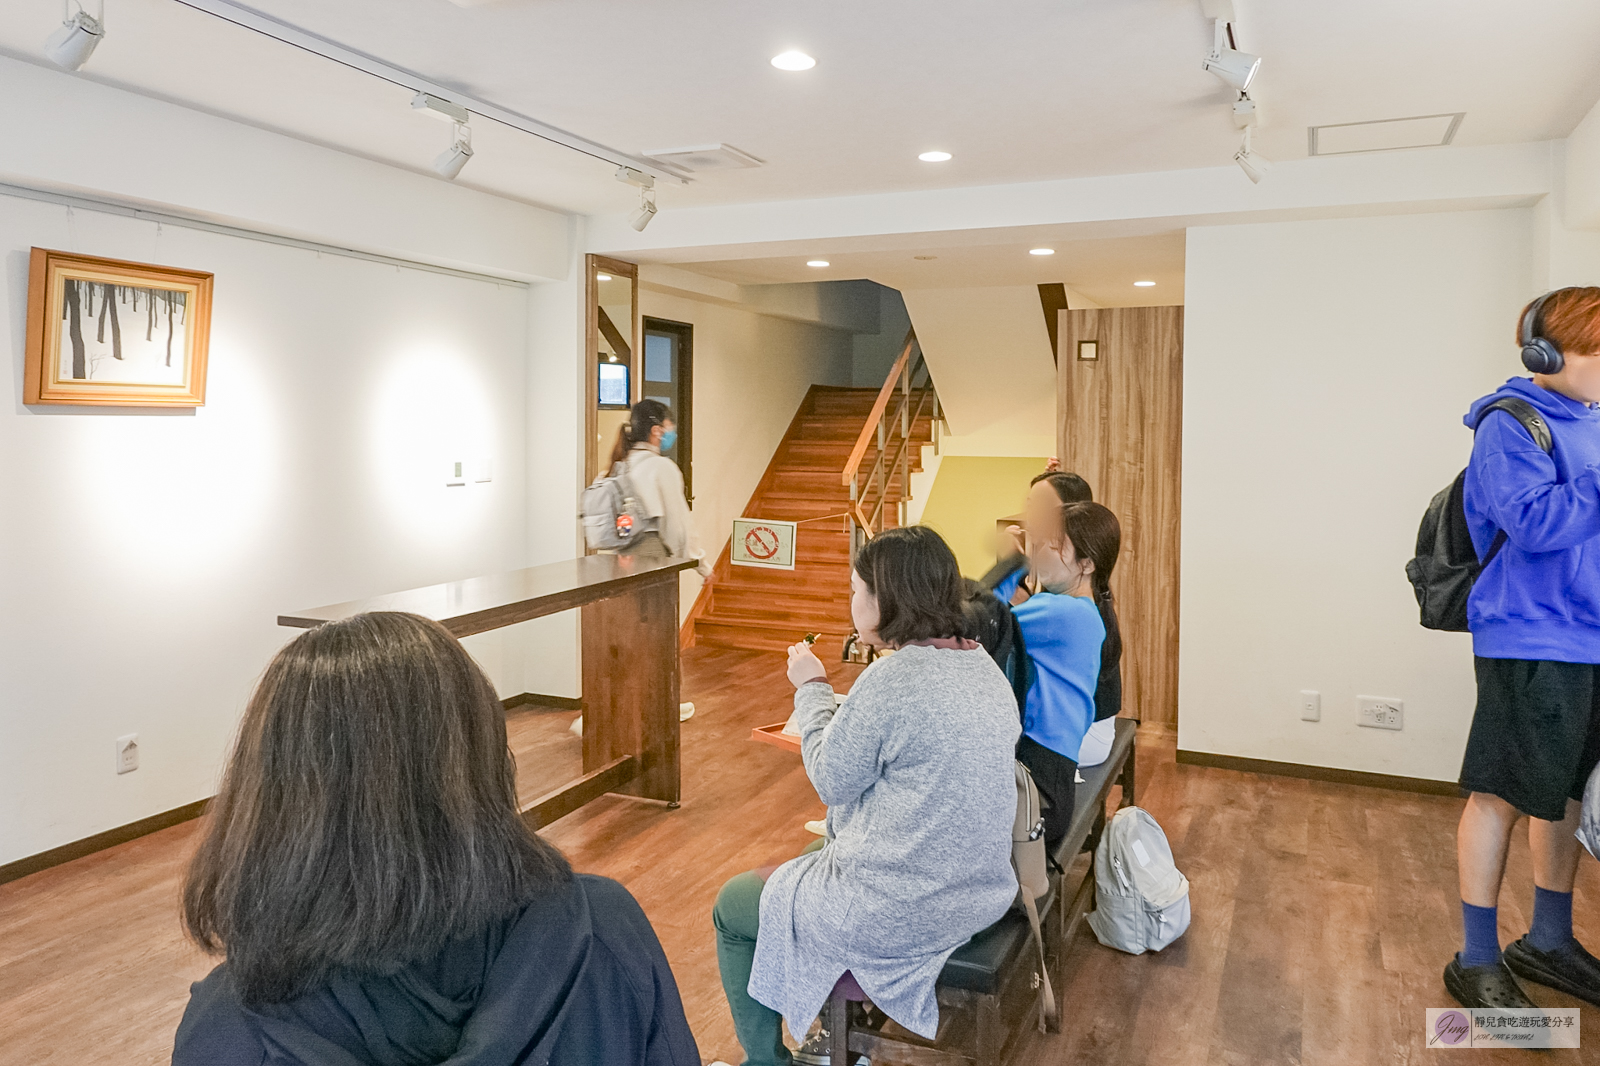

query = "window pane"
644;333;674;383
598;362;629;406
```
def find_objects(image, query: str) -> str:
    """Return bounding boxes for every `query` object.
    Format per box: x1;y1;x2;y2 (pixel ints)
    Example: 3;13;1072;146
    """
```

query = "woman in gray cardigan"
712;527;1020;1064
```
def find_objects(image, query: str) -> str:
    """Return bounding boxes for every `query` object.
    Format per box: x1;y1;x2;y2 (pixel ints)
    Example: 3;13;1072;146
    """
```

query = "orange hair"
1519;287;1600;357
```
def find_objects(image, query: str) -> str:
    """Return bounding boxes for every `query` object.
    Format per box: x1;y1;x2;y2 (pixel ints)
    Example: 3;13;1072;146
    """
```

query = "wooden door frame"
584;254;640;486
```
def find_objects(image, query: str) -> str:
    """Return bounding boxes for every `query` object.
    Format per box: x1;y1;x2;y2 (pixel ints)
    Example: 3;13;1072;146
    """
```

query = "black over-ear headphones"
1521;291;1565;375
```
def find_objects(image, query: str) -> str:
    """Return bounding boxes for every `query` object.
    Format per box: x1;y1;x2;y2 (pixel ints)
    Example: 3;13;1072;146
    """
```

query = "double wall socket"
115;733;139;774
1358;696;1404;731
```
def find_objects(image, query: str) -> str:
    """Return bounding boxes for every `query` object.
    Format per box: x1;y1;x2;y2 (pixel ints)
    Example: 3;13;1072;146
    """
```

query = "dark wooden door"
1058;306;1183;728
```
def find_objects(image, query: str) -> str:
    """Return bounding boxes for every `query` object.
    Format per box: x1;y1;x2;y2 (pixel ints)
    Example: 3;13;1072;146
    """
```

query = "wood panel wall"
1058;306;1183;727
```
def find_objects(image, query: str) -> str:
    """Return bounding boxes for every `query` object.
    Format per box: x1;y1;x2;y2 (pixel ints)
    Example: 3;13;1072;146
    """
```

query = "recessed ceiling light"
914;255;937;261
771;51;816;71
1134;280;1156;287
596;274;613;281
1029;248;1055;256
807;260;830;267
918;151;952;162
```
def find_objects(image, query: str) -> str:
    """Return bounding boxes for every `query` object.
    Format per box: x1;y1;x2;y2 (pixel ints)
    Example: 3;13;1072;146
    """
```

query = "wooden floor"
2;646;1598;1064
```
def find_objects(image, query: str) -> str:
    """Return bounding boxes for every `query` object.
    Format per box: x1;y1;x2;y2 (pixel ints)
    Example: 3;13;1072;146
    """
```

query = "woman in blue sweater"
995;501;1121;849
1449;287;1600;1012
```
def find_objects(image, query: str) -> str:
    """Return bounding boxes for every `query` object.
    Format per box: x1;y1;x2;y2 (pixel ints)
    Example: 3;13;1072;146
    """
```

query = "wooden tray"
751;722;803;755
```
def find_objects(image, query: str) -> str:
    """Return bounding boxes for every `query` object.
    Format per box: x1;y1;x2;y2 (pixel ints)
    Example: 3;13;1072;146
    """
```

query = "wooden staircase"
689;385;936;654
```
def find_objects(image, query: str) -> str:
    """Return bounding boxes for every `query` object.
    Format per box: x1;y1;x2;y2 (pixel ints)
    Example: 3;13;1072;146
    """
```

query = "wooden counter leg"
579;573;681;805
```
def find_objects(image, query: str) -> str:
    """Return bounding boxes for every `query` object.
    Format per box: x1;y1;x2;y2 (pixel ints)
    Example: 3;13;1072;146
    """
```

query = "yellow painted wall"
915;456;1050;578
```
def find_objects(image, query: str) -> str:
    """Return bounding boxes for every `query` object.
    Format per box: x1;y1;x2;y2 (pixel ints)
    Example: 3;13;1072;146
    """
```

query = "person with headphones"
1448;287;1600;1010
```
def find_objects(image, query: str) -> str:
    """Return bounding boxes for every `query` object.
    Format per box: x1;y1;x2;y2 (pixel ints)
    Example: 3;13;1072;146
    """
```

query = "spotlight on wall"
432;121;473;180
629;188;658;232
1234;127;1272;184
45;3;104;71
1202;21;1259;91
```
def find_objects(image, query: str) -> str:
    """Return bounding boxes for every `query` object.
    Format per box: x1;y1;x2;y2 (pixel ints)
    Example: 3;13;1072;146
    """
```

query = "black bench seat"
825;717;1139;1066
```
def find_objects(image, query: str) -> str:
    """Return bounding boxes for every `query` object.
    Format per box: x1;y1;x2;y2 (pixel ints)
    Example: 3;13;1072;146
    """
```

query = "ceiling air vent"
641;143;764;172
1308;113;1464;156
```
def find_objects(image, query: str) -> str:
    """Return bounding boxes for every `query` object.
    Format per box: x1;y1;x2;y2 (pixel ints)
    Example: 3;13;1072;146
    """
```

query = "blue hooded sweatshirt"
1464;376;1600;663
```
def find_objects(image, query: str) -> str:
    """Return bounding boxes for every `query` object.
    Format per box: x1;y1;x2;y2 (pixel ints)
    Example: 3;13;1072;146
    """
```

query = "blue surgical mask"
659;428;678;450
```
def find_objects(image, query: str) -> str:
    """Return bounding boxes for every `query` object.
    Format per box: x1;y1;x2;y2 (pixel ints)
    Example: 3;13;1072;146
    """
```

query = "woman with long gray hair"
173;611;698;1066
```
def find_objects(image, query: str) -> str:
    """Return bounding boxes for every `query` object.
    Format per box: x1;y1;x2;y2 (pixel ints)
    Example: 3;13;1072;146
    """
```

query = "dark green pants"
713;839;826;1066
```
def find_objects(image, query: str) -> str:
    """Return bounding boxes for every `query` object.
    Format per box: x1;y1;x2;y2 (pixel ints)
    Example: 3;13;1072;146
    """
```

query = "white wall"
902;285;1057;456
639;288;853;612
1179;208;1536;782
0;194;568;864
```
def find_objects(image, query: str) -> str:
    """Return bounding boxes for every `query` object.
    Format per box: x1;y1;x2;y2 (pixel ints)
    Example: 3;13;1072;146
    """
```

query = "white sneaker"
679;701;695;722
568;715;582;737
804;820;828;837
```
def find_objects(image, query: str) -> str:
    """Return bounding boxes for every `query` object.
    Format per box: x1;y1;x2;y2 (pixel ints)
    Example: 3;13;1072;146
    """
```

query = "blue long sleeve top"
992;571;1105;759
1464;376;1600;663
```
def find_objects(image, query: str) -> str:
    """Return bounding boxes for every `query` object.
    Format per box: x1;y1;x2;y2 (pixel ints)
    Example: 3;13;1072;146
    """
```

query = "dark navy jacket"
172;875;699;1066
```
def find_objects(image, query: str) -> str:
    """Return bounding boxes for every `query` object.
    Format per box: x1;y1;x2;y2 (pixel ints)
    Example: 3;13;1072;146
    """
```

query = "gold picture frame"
24;247;213;407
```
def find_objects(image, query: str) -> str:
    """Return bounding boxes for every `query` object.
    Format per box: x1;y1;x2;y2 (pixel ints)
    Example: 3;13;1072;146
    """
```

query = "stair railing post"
875;419;886;535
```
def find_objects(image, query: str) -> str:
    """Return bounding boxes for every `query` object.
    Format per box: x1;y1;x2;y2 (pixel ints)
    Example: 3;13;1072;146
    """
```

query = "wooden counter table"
279;553;698;831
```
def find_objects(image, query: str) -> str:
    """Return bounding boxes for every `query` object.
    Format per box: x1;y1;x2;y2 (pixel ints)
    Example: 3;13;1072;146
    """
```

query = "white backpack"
1086;806;1190;955
1579;760;1600;860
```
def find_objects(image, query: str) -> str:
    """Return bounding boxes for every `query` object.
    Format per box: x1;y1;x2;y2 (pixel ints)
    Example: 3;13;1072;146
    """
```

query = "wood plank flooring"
2;646;1598;1064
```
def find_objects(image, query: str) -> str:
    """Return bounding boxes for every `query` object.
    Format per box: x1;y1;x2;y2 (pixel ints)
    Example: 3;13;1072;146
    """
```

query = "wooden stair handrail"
841;327;918;488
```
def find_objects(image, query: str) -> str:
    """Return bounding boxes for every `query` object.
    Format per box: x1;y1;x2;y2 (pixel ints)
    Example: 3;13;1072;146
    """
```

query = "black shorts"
1017;735;1077;852
1459;657;1600;822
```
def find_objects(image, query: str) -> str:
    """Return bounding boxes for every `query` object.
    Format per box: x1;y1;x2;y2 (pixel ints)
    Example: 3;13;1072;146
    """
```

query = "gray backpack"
580;461;658;552
1086;806;1190;955
1011;761;1057;1032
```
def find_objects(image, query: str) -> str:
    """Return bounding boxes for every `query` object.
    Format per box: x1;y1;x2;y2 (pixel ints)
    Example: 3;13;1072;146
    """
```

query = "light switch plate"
445;460;467;487
1299;690;1320;722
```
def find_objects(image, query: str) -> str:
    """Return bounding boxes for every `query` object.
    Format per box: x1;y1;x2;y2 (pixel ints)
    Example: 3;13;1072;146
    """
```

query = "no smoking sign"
731;517;797;570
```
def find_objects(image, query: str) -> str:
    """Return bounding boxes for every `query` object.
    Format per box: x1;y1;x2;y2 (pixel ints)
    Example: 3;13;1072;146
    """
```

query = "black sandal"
1443;954;1536;1009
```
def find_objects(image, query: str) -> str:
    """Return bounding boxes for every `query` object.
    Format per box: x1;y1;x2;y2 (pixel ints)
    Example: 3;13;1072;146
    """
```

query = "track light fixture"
1234;126;1272;184
412;91;470;125
629;187;658;232
45;1;104;71
1232;93;1259;129
1202;20;1259;92
432;121;473;180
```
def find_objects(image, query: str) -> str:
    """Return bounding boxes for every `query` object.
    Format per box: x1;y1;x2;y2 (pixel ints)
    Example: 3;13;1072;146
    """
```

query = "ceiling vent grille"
642;143;764;173
1308;113;1464;156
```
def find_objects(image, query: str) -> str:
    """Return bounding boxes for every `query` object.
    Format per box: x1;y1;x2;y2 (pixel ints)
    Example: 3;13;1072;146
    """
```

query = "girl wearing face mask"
608;399;711;579
1004;501;1122;850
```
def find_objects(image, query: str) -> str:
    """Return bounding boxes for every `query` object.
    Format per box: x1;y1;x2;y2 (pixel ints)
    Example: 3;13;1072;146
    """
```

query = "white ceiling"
684;231;1189;306
3;0;1599;221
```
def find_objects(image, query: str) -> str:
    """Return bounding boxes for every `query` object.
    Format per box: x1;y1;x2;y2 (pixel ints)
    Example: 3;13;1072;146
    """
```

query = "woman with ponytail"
996;500;1121;849
608;399;711;579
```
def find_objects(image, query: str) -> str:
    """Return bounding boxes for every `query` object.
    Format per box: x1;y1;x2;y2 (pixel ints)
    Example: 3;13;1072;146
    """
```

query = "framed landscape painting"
24;248;213;407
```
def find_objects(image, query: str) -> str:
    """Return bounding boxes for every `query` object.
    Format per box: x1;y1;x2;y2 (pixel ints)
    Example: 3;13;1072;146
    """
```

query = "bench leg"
1119;734;1137;808
828;989;851;1066
974;992;1002;1065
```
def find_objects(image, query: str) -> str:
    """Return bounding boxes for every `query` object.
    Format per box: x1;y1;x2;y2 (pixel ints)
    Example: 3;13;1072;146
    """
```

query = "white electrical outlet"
115;733;139;774
1358;696;1404;731
1299;690;1321;722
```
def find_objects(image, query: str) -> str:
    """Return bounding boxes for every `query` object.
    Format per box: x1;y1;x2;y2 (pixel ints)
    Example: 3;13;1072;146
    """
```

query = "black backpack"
962;577;1034;715
1405;397;1552;631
